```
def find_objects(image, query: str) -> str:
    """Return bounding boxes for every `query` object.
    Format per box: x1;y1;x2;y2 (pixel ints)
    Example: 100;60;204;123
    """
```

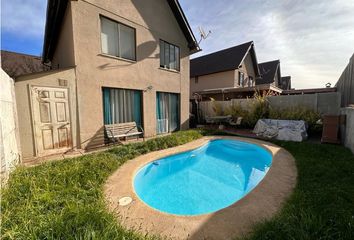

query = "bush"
225;91;270;128
269;106;322;133
224;91;322;132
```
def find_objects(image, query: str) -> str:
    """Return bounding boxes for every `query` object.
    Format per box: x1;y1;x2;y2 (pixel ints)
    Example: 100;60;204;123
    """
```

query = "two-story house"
190;41;261;100
257;60;281;87
280;76;292;90
13;0;199;161
189;41;291;101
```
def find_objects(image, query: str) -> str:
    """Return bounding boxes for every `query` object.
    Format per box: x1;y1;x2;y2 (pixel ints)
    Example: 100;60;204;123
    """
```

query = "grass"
1;129;354;240
1;130;203;239
239;141;354;240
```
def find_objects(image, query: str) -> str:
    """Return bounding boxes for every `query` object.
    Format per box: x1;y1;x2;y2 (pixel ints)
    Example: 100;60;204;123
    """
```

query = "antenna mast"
198;26;211;44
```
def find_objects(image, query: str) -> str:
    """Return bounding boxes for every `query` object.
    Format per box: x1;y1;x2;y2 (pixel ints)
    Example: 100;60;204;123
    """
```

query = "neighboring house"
257;60;281;87
280;76;292;90
10;0;199;161
190;48;293;100
190;41;260;100
1;50;50;78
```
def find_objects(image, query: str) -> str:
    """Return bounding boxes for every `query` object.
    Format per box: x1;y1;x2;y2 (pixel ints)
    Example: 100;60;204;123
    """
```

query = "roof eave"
42;0;69;64
42;0;199;63
237;42;260;76
167;0;200;53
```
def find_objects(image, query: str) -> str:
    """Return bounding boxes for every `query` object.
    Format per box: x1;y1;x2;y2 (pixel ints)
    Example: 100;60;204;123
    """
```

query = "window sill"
98;53;136;63
158;67;180;74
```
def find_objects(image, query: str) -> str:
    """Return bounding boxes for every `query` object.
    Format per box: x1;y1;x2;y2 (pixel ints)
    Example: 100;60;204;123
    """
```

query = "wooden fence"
336;54;354;107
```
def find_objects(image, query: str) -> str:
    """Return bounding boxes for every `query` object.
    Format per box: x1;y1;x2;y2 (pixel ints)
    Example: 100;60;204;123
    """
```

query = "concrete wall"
340;107;354;154
336;54;354;107
0;69;21;182
199;92;341;117
268;92;341;115
56;0;192;148
14;68;77;161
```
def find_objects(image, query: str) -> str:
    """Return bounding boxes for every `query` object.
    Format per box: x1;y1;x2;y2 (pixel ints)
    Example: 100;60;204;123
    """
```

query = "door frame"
29;84;74;157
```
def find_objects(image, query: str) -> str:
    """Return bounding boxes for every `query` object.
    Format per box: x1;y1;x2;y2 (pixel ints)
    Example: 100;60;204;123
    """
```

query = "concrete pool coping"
104;136;297;240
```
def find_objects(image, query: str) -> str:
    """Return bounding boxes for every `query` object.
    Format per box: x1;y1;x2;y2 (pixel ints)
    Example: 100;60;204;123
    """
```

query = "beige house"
190;42;292;101
190;41;261;100
11;0;199;161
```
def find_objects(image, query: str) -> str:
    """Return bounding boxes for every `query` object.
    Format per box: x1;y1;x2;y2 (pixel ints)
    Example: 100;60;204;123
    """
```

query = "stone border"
104;136;297;240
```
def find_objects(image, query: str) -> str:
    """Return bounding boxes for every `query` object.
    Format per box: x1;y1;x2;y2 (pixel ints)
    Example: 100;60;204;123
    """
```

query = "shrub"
250;91;270;123
225;91;270;128
224;90;322;132
225;103;253;128
269;106;322;133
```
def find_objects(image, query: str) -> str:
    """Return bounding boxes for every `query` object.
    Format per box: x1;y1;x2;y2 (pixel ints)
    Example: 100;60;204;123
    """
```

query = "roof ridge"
258;59;280;65
1;50;41;58
191;41;253;61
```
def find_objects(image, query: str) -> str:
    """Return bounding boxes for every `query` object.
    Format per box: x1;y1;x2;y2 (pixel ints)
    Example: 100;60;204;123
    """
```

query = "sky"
1;0;354;89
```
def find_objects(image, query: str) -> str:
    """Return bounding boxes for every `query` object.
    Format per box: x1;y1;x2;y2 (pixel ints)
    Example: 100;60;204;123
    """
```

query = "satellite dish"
198;26;211;44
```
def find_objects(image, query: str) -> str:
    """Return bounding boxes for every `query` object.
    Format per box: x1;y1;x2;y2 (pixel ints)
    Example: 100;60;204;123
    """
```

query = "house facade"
257;60;281;87
190;44;291;100
12;0;199;160
190;41;260;100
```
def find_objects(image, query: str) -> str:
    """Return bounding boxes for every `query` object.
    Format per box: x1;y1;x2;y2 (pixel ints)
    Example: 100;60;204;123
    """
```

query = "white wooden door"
31;86;72;156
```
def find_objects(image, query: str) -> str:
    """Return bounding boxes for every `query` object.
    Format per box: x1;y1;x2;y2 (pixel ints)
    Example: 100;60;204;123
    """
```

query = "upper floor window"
160;40;180;71
100;16;136;61
239;72;245;87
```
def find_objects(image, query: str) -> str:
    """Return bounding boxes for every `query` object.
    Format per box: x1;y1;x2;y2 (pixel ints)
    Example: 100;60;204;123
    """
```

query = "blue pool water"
133;139;272;216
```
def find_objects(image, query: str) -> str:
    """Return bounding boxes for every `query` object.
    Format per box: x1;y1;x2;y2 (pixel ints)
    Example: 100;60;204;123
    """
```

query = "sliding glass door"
102;88;142;127
156;92;180;134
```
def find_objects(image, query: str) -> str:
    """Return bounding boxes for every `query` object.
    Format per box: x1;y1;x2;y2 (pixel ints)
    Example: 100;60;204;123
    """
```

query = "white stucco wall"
0;69;21;183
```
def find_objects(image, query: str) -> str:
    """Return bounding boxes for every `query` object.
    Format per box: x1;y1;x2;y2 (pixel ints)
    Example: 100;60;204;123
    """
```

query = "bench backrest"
105;122;139;138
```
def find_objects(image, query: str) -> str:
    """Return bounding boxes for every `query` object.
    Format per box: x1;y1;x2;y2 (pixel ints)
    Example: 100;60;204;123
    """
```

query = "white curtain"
101;17;119;56
119;24;135;60
110;89;134;123
156;93;179;134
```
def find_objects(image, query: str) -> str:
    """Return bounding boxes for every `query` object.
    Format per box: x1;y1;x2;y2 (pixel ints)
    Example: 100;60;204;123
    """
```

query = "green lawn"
239;141;354;240
1;130;354;240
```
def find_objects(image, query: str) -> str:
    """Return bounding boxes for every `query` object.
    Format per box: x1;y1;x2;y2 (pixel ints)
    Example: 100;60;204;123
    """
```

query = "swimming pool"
133;139;273;216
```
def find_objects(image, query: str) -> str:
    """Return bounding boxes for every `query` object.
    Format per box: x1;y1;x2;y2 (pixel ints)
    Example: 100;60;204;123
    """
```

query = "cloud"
1;0;47;38
180;0;354;88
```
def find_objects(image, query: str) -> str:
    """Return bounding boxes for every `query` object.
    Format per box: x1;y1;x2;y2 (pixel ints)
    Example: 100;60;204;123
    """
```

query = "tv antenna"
198;26;211;44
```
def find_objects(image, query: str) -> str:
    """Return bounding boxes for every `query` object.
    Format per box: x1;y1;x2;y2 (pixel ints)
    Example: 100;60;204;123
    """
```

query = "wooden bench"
105;122;144;144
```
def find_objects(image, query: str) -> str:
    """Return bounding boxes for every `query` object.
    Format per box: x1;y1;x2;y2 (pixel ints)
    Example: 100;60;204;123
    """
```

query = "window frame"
102;87;143;127
159;39;180;71
239;72;245;87
99;15;137;61
156;91;180;134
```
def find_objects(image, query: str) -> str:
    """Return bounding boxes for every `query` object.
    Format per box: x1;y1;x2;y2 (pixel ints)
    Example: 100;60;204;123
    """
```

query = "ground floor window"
156;92;180;134
102;87;142;126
